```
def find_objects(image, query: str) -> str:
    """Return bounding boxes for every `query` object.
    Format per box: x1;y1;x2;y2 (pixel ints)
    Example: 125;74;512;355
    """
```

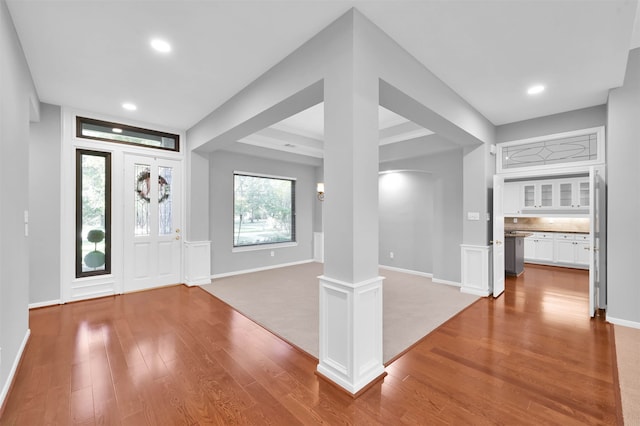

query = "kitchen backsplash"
504;217;590;233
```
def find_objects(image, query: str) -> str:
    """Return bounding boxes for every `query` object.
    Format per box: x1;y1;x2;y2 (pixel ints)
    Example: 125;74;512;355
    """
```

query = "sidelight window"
76;149;111;277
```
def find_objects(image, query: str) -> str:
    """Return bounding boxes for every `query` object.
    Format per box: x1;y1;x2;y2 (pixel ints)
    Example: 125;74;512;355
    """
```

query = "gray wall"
209;150;316;275
0;0;38;401
379;171;434;274
379;149;463;283
496;105;606;143
607;47;640;325
29;103;61;304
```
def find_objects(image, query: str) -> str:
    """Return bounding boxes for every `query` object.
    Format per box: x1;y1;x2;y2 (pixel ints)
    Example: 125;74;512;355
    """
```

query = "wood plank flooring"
0;264;621;425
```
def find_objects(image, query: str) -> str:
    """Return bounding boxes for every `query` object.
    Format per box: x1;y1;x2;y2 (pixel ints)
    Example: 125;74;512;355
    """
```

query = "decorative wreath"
136;170;171;203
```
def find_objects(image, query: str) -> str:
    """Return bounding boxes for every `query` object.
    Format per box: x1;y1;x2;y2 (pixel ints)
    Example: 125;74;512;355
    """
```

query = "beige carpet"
201;262;478;363
615;324;640;425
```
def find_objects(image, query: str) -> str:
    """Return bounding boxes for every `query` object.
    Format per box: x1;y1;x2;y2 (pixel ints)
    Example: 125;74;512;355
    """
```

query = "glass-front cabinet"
509;177;589;214
521;182;554;210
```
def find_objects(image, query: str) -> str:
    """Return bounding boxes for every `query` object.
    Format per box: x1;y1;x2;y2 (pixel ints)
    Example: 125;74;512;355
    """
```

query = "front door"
124;155;182;292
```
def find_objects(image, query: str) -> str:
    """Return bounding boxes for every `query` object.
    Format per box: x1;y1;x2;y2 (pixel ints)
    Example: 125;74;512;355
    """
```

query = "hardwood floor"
0;264;621;425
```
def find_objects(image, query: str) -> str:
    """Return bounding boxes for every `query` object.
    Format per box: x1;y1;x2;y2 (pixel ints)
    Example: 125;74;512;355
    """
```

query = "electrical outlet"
513;217;518;223
389;252;394;259
270;251;275;257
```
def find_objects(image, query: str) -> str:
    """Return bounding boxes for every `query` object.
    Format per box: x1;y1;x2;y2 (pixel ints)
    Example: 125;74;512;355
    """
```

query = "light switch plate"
467;212;480;221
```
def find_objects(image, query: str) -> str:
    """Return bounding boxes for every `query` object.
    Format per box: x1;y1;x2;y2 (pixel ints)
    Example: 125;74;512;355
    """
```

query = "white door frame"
493;164;606;315
60;108;185;303
492;174;505;297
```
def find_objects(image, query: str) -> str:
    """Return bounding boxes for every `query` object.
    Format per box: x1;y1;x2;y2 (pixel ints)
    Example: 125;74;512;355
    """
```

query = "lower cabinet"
524;232;589;269
524;233;554;262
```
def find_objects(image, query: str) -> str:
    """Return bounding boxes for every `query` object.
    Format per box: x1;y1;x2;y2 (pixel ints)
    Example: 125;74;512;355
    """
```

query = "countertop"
504;231;533;238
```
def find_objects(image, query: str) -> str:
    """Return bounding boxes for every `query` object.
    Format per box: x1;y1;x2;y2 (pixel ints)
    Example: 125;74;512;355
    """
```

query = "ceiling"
6;0;640;159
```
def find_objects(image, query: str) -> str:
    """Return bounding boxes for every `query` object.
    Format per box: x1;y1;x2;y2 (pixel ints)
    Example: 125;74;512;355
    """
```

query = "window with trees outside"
233;173;296;248
76;149;111;277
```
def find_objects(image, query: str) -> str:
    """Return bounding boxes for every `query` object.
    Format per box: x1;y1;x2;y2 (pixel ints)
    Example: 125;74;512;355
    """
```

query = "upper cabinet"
504;177;589;216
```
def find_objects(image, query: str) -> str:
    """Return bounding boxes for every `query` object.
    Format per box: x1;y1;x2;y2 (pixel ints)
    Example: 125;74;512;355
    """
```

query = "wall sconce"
317;182;325;201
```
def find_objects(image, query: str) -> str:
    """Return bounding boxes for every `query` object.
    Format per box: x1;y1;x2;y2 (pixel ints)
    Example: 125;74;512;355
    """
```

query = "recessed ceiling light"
122;102;137;111
112;128;122;133
150;38;171;53
527;84;545;95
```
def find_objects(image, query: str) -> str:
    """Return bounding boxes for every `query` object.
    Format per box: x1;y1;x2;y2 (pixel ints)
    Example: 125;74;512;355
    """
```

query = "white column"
317;12;384;394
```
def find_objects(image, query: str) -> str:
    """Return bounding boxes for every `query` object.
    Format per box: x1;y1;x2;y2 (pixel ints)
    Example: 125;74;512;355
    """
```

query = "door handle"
490;240;502;246
175;235;180;240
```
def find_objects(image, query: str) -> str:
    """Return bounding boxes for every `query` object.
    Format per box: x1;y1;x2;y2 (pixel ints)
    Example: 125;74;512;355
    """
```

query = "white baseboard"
28;299;62;309
0;329;31;411
460;287;491;297
211;259;315;280
432;278;462;287
607;316;640;329
378;265;433;278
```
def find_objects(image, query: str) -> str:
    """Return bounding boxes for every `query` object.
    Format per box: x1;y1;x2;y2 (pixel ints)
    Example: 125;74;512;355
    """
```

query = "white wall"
29;103;61;305
209;150;316;275
0;0;38;405
607;48;640;326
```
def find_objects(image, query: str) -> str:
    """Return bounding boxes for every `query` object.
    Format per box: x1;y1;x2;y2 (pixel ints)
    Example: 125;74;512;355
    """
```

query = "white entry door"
124;155;182;292
492;174;505;297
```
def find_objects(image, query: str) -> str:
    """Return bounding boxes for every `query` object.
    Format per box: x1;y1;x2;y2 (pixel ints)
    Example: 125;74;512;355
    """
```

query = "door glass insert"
158;166;173;235
134;164;151;236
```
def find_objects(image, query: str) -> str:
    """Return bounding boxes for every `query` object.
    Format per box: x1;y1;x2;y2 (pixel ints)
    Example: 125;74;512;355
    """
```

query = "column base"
317;274;385;395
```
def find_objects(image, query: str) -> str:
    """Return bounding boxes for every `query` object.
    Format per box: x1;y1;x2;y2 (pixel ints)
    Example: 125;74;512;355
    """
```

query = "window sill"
232;242;297;253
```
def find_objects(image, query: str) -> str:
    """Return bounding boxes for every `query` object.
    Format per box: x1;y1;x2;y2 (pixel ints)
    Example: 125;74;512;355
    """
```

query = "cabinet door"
536;239;554;262
503;183;521;215
578;181;590;208
575;240;591;265
522;184;536;208
524;237;535;260
540;183;553;208
556;240;575;263
558;182;573;208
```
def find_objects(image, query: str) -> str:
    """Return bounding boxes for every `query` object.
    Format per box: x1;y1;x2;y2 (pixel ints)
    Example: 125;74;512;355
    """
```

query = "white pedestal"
460;244;491;296
317;274;385;395
184;241;211;286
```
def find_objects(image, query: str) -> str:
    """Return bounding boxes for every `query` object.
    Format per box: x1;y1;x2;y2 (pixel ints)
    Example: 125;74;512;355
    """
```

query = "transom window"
76;116;179;152
233;173;296;247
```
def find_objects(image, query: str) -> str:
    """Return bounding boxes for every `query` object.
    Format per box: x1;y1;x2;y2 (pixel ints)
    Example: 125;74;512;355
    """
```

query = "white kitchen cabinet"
555;234;578;264
557;179;589;210
524;232;554;262
503;182;521;215
575;234;591;266
505;177;589;215
525;232;589;269
521;182;554;210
